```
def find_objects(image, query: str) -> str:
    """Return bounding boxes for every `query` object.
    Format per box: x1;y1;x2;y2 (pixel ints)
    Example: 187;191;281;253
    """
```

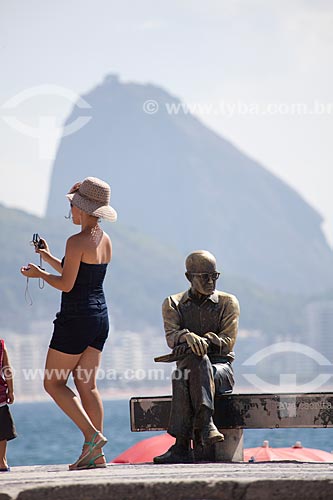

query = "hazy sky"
1;0;332;244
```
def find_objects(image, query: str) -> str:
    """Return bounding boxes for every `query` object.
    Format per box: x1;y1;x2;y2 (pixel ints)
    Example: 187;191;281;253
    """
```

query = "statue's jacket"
162;289;240;364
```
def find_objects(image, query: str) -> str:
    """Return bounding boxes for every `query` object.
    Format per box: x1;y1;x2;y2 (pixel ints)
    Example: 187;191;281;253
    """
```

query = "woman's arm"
2;346;14;404
21;236;82;292
40;252;63;274
35;238;63;274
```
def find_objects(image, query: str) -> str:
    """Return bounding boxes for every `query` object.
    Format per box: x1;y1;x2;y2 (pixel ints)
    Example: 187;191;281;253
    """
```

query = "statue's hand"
204;332;218;342
204;332;228;351
184;332;209;357
172;344;189;357
204;332;225;344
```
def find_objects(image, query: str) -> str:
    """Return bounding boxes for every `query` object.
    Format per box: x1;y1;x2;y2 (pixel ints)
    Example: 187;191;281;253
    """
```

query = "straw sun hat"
66;177;117;222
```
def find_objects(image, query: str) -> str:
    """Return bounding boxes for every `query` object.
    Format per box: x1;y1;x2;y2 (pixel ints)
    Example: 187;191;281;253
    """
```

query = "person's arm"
21;235;82;292
44;253;63;274
2;346;14;404
162;296;209;356
204;295;240;355
35;238;63;274
162;297;190;349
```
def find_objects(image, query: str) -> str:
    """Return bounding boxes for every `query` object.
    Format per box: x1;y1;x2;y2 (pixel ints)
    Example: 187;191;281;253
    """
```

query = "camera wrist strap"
24;254;44;305
25;278;33;306
39;253;45;289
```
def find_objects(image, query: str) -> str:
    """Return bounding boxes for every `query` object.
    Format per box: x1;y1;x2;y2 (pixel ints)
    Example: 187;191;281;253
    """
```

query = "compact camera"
31;233;46;250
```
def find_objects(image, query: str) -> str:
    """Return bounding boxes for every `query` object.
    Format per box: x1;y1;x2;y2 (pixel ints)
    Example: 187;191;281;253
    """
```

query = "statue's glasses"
189;272;220;281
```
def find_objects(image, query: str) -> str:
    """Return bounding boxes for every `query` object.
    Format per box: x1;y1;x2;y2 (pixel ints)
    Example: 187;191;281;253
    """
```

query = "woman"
21;177;117;470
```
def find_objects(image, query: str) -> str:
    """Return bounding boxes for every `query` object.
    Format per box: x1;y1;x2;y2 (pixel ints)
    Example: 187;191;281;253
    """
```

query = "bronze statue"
154;250;240;463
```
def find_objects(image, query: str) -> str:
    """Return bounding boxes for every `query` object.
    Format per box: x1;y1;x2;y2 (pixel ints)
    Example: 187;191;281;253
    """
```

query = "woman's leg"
44;348;99;441
73;346;105;464
0;440;7;469
73;347;104;430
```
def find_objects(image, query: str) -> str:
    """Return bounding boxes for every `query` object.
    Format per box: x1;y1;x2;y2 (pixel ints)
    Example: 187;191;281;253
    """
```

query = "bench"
130;392;333;461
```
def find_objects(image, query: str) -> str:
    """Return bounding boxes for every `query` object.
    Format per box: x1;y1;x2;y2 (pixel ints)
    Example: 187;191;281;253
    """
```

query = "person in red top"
0;339;17;472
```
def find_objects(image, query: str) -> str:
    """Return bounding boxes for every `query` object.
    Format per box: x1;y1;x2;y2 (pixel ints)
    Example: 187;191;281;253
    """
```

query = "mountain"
46;75;333;293
0;203;307;336
0;203;183;332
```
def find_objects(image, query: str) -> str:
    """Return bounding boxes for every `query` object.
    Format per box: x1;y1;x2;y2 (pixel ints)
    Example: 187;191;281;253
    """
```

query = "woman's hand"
7;390;14;404
35;237;51;262
35;237;49;253
20;263;42;278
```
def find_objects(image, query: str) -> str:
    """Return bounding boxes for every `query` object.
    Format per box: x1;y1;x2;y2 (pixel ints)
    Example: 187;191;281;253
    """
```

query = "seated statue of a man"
154;250;240;464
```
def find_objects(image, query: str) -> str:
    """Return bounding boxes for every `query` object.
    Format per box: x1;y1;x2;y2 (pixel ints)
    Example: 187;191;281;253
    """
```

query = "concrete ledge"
1;463;333;500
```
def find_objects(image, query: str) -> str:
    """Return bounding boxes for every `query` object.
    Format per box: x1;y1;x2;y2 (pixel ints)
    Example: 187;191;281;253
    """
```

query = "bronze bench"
130;392;333;461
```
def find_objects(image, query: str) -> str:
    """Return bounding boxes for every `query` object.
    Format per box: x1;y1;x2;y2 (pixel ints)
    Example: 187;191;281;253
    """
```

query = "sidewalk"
1;462;333;500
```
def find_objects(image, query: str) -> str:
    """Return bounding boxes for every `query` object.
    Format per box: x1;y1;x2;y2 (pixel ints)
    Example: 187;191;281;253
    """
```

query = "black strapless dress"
49;258;109;354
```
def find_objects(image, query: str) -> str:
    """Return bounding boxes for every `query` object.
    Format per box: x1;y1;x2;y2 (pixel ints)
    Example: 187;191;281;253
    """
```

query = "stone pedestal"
214;428;244;462
195;429;244;462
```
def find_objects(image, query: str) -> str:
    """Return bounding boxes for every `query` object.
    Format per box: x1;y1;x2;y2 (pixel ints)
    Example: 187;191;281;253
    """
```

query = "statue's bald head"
185;250;217;274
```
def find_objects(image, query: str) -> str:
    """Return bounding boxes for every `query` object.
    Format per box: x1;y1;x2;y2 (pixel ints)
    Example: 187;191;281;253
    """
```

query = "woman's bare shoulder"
102;231;112;245
66;233;83;245
101;231;112;262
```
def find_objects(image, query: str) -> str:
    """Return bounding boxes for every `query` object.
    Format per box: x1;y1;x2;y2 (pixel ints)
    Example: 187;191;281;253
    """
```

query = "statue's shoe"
153;445;194;464
202;422;224;446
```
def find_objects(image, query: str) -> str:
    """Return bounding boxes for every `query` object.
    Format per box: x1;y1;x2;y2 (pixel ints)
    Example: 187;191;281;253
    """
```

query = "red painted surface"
244;440;333;462
112;434;175;463
111;434;333;463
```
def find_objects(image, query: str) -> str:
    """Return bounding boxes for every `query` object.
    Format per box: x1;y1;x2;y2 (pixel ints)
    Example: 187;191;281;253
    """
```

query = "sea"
6;400;333;466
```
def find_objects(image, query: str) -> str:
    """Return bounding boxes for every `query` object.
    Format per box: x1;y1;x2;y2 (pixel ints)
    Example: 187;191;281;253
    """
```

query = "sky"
1;0;332;244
